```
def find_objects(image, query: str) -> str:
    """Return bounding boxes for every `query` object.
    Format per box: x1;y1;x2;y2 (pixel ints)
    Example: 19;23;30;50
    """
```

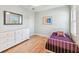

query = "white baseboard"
33;33;49;38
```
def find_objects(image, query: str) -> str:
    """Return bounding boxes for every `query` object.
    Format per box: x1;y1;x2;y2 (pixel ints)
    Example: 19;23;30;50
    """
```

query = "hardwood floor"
4;35;51;53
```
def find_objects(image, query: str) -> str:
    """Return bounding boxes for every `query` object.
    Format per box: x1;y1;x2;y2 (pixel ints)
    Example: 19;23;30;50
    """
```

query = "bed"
45;31;79;53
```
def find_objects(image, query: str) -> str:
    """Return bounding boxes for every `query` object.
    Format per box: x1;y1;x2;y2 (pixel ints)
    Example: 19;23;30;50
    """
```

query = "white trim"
33;33;49;38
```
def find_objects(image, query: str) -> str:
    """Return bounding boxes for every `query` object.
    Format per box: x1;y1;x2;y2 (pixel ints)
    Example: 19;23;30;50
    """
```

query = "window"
71;6;76;36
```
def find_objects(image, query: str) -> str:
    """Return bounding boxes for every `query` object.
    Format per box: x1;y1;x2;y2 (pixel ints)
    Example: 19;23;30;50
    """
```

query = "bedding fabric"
45;32;79;53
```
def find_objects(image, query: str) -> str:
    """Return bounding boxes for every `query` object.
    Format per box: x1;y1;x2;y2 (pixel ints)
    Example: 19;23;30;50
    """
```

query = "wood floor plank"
4;35;50;53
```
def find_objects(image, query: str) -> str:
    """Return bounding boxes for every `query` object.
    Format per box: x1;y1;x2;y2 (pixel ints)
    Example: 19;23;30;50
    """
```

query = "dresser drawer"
0;37;8;44
0;41;7;52
0;33;7;38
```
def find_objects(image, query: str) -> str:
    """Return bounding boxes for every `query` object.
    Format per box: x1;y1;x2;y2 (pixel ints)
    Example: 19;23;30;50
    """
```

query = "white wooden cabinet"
15;30;23;44
0;37;7;52
0;32;8;52
7;32;15;48
0;28;30;52
22;29;30;40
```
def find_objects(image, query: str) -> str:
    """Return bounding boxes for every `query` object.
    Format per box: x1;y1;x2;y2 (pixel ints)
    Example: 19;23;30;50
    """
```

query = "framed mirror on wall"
4;11;23;25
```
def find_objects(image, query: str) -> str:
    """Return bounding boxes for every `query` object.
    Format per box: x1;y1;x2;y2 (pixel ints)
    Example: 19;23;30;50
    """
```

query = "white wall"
0;5;34;36
35;6;70;36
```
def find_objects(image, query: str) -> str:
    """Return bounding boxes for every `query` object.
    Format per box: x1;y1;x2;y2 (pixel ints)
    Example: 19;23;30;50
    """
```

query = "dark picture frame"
4;11;23;25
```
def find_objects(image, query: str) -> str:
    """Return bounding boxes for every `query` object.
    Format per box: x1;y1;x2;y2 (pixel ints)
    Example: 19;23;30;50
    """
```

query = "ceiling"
20;5;65;12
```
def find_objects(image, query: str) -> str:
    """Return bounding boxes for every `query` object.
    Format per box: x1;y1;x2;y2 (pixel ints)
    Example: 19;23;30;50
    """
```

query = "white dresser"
0;28;30;52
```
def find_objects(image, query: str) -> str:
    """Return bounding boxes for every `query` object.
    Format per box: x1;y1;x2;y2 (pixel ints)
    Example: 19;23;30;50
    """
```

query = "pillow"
57;31;64;37
52;32;57;36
